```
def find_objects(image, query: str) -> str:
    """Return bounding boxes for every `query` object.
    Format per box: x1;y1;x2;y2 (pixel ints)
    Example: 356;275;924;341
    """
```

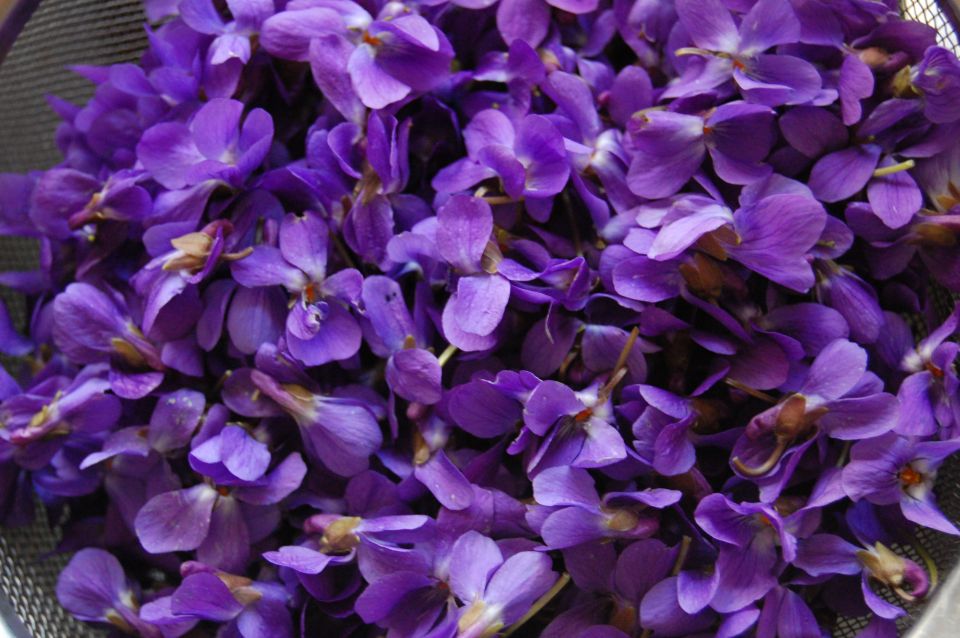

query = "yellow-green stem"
502;572;571;637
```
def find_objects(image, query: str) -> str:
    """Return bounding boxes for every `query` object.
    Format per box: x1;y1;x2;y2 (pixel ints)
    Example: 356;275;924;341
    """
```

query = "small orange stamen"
304;284;318;304
574;408;593;422
362;31;382;47
926;361;945;379
732;59;746;70
899;466;923;486
216;486;231;496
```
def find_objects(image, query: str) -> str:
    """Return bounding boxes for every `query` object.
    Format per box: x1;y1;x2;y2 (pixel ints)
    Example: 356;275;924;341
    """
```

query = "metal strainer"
0;1;959;637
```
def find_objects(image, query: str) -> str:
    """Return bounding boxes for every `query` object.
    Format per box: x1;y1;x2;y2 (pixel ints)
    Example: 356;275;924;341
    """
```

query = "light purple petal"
134;484;217;553
675;0;739;52
443;274;511;339
449;530;503;602
496;0;551;47
436;194;493;273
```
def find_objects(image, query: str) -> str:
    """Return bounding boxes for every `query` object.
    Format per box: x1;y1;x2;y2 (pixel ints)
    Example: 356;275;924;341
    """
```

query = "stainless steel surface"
0;1;958;637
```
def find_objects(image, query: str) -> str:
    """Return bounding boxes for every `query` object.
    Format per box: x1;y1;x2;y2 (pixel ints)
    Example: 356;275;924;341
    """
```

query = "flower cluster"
2;0;960;636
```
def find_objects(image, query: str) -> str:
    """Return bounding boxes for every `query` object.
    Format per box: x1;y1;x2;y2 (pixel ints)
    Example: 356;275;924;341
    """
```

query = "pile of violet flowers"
3;0;960;636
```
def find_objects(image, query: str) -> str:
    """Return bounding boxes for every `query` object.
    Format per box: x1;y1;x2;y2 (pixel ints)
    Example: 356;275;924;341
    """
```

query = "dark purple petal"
809;145;882;202
386;348;442;405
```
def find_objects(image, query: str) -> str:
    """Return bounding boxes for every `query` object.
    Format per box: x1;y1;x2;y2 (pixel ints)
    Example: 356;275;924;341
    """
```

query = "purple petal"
649;205;732;261
639;576;716;637
230;246;303;290
219;424;271;481
738;0;800;53
171;573;243;622
794;534;860;576
355;571;435;623
524;380;584;435
710;542;778;613
612;255;683;302
280;211;328;282
263;546;335;575
309;34;365;123
626;111;705;199
809;145;882;202
867;159;921;229
485;551;557;624
386;348;442;405
260;7;343;61
286;301;362;366
443;274;511;339
819;394;899;440
541;507;606;548
197;495;249;572
532;466;599;507
234;453;307;505
729;194;825;292
464;109;516;155
577;419;628;468
800;339;867;401
348;44;411;110
448;380;521;438
516;115;570;197
56;549;128;622
895;373;938;437
302;398;383;477
449;530;503;602
191;98;243;160
779;107;848;158
901;496;959;535
149;389;205;454
840;54;874;125
134;484;217;553
436;194;493;273
776;587;820;638
414;449;474;511
496;0;551;47
675;0;738;52
734;54;822;107
227;286;287;355
136;123;204;190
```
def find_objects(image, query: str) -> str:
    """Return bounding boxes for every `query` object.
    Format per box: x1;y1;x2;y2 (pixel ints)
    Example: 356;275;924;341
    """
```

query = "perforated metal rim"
0;1;959;637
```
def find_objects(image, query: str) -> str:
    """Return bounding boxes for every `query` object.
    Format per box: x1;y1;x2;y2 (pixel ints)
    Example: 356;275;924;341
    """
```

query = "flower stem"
671;536;693;577
835;440;852;468
914;539;939;594
438;344;458;367
503;572;571;637
724;378;777;404
674;47;712;57
732;437;790;477
873;159;915;177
